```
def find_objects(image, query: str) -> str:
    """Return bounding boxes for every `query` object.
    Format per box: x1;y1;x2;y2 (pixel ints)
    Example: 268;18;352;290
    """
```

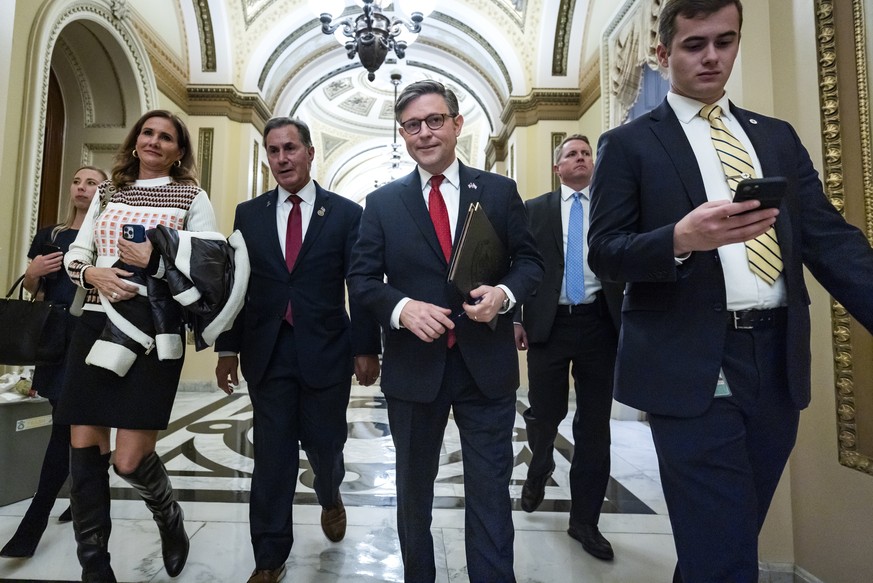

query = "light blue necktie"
565;192;585;304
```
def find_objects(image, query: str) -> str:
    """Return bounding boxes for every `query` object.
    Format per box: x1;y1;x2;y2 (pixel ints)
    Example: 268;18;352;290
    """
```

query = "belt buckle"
732;311;754;330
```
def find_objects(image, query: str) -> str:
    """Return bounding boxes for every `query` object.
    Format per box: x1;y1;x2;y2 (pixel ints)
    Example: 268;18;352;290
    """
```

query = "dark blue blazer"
588;99;873;417
216;183;381;389
348;162;544;403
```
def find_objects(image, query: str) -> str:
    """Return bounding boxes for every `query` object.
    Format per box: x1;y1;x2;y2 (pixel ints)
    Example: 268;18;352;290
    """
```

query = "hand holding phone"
121;224;146;243
733;177;787;210
118;224;147;271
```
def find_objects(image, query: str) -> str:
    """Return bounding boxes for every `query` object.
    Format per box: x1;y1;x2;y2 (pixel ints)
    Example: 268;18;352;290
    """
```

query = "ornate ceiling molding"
430;11;513;94
551;0;576;76
131;11;189;110
579;55;600;114
485;89;582;168
193;0;217;72
56;37;96;127
187;85;272;131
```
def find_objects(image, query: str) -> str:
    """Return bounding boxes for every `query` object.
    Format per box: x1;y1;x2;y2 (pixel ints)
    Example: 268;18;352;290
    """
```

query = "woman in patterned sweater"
57;110;217;582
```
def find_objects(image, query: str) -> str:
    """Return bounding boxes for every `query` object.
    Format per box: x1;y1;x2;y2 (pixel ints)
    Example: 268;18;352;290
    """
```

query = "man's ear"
656;43;669;69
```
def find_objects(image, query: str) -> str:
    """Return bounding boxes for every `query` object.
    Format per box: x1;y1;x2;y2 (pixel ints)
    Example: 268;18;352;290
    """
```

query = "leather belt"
555;302;597;316
728;308;787;330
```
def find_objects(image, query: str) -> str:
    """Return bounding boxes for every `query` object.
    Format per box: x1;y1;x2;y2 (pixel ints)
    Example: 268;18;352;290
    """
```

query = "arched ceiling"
133;0;594;193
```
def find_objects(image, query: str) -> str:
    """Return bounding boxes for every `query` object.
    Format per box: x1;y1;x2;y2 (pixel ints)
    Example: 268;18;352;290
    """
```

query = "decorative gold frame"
815;0;873;476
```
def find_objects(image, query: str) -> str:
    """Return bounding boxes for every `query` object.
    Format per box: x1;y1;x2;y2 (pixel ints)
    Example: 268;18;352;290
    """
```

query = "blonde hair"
51;165;108;240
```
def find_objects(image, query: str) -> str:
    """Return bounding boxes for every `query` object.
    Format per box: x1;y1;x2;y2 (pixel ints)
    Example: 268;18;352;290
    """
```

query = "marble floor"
0;386;676;583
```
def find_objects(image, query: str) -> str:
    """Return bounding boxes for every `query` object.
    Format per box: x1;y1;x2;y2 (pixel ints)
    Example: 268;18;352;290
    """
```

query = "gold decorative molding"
551;132;566;192
485;90;582;168
251;140;260;199
816;0;873;476
193;0;217;72
187;85;272;133
552;0;576;76
198;128;214;195
579;55;601;116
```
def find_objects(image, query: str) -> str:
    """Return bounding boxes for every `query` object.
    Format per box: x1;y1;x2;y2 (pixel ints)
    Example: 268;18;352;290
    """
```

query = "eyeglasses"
399;113;458;135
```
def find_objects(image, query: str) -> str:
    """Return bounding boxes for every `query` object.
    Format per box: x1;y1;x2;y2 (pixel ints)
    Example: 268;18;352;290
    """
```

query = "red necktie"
284;194;302;324
428;175;455;347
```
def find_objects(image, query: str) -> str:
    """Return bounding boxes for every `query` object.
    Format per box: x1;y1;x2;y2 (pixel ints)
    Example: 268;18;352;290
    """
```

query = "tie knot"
430;174;445;190
287;194;302;205
700;104;722;122
573;192;582;202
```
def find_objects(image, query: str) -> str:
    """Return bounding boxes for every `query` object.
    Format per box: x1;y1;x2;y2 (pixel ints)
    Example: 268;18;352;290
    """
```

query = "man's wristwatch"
501;293;511;312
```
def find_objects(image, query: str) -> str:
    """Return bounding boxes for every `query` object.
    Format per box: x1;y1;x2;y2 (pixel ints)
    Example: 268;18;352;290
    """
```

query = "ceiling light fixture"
311;0;436;81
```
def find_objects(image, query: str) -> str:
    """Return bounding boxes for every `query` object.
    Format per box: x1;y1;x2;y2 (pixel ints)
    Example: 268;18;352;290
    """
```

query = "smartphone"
734;177;787;210
121;224;146;243
40;243;62;256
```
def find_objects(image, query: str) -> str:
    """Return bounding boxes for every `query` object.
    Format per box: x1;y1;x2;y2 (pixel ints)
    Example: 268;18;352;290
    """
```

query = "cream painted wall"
128;0;186;62
0;0;43;287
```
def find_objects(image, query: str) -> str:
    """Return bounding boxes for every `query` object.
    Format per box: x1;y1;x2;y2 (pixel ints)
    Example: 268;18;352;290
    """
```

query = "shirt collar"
561;183;589;202
417;159;460;191
667;91;733;125
278;178;315;205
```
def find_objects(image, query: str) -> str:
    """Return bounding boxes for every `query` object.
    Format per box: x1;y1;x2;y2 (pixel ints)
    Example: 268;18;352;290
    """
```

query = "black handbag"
0;274;66;366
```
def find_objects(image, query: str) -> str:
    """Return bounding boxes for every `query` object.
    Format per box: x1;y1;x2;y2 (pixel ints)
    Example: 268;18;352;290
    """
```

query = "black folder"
447;202;508;329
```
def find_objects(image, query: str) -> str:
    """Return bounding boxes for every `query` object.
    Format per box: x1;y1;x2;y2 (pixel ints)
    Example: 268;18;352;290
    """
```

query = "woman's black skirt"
55;311;184;430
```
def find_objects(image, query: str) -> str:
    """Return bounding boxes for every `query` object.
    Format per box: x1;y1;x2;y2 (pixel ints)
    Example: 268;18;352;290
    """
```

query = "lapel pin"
468;182;477;190
266;199;272;207
317;206;326;216
749;119;758;125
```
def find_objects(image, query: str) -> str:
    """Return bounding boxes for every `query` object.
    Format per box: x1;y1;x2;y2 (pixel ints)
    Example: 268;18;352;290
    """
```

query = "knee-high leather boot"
115;452;188;577
70;445;116;583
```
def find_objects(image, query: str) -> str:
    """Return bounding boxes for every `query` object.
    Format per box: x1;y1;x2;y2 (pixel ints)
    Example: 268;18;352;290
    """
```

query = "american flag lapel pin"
468;182;477;189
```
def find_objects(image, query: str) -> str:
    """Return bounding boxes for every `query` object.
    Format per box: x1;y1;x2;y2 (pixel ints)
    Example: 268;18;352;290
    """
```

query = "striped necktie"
700;104;783;285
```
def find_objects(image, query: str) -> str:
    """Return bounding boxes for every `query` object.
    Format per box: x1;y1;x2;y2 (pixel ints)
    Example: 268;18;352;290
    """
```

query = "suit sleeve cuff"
391;297;412;329
497;284;515;314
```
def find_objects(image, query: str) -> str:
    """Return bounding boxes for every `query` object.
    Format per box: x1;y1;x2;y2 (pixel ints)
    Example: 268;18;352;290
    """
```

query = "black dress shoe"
568;524;614;561
520;462;555;513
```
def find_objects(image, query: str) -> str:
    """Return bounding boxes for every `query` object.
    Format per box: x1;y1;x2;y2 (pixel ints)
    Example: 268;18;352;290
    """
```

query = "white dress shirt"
390;159;516;329
668;91;786;310
559;184;602;305
275;179;316;255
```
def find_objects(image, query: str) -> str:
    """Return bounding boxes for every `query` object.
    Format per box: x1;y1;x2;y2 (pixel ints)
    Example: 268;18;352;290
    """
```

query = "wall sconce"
311;0;436;81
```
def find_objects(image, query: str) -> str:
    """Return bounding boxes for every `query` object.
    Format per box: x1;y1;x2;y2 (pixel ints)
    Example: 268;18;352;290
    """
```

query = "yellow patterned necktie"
700;104;783;285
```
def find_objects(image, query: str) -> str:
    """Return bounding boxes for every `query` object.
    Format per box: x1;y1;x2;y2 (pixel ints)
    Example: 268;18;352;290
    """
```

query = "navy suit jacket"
588;99;873;417
517;189;622;342
348;162;544;403
215;183;381;389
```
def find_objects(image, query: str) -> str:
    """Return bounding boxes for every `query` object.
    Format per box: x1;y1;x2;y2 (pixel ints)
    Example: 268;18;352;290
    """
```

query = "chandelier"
311;0;436;81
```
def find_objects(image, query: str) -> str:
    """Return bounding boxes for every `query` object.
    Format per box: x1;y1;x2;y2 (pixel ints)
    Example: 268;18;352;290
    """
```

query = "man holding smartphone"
587;1;873;581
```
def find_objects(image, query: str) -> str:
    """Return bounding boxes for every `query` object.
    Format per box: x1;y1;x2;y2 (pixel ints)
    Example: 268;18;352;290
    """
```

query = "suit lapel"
292;183;330;271
455;162;484;249
259;189;288;272
547;190;563;255
650;100;709;208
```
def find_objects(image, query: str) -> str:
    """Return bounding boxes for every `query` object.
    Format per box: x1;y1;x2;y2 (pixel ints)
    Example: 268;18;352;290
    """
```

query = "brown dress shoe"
247;564;286;583
321;493;346;542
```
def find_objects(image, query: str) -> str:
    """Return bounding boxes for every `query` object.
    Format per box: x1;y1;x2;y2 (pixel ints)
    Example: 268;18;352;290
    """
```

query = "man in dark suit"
215;117;381;583
513;134;620;561
348;80;543;582
587;1;873;581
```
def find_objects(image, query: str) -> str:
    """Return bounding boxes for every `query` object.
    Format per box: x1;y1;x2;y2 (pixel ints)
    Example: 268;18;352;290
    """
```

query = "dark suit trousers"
524;300;616;526
649;324;799;583
248;322;350;569
386;347;517;583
